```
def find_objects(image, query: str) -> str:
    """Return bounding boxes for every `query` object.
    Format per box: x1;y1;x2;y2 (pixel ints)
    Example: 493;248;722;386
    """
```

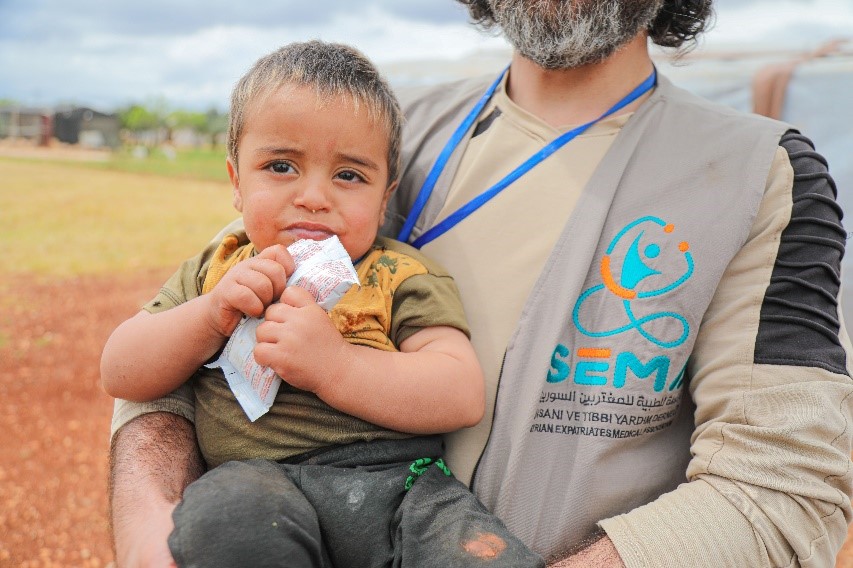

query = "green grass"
0;146;231;183
88;146;230;183
0;158;239;276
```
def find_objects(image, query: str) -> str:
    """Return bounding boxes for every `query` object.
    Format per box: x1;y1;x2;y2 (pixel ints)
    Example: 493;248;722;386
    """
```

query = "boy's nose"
294;179;332;212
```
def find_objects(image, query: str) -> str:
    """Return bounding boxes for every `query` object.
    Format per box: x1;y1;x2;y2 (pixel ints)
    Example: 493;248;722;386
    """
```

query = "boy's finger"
231;265;278;305
257;243;296;275
279;285;316;308
247;258;289;301
228;285;265;318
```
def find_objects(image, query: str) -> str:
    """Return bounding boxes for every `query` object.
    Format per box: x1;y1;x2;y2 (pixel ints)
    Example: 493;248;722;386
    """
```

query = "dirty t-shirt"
143;234;469;467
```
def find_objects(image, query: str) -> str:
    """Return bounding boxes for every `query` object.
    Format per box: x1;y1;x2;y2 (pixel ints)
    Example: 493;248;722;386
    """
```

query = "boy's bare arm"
324;324;486;433
101;300;225;401
101;245;293;402
254;286;486;434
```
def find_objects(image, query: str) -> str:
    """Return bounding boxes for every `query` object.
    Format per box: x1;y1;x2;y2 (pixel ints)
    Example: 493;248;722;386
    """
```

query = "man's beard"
488;0;664;69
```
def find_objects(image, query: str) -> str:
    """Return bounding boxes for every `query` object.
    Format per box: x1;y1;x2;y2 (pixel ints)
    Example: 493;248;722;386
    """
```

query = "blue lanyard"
398;68;657;249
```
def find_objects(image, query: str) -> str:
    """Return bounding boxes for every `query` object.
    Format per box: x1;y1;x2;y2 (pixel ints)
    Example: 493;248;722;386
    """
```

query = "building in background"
0;104;120;149
0;106;53;146
52;106;120;149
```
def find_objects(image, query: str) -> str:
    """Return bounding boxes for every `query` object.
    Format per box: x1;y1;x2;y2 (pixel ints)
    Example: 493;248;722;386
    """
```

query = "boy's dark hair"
228;40;403;185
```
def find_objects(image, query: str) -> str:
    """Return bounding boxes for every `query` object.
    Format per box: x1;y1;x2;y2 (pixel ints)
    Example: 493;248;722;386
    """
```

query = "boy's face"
228;85;394;261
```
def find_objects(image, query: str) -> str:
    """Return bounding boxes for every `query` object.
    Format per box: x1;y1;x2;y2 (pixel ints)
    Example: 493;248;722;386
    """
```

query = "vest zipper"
469;350;507;492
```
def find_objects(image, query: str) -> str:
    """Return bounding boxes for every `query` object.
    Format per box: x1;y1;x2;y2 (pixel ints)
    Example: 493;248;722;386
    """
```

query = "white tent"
657;39;853;334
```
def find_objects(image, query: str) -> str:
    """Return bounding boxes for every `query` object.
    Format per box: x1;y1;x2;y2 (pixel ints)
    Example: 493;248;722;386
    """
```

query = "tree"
119;104;159;132
118;97;170;145
116;100;227;148
200;108;228;148
118;104;161;146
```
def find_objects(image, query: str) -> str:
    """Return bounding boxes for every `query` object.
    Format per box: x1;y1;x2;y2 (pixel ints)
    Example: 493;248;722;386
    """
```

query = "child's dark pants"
167;436;544;568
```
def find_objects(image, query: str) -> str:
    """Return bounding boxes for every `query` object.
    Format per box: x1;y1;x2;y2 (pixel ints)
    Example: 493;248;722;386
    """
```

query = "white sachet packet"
205;235;358;421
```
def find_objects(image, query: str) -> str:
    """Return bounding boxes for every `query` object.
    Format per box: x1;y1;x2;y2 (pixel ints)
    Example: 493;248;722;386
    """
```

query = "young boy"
101;41;544;568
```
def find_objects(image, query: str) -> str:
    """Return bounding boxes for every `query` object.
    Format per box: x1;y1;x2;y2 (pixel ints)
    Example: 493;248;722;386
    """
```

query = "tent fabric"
657;41;853;335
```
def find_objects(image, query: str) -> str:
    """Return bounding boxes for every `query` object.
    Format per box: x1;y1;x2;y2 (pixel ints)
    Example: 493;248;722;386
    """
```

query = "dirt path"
0;269;169;567
2;269;853;567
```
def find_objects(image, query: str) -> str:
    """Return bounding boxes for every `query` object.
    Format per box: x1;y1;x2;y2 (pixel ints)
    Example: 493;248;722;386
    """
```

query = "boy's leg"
168;459;330;568
393;466;545;568
295;463;402;568
289;437;445;568
292;456;411;568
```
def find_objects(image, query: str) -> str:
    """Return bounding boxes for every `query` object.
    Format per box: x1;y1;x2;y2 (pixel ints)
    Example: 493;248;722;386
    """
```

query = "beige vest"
384;74;790;558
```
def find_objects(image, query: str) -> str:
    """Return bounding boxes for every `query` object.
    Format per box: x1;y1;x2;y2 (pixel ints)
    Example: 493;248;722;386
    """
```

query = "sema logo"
548;216;694;392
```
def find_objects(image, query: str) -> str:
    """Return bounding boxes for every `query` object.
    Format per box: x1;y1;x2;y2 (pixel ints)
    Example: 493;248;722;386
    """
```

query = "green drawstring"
404;457;452;490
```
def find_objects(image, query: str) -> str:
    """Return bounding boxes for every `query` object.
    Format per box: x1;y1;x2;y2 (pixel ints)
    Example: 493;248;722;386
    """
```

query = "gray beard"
488;0;664;69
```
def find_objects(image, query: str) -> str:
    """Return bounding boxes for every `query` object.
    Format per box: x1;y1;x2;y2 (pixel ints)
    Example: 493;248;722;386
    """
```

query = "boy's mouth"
285;222;335;241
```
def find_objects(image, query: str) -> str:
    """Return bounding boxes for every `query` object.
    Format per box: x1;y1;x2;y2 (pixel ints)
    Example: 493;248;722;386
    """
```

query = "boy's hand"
253;286;348;394
206;244;294;338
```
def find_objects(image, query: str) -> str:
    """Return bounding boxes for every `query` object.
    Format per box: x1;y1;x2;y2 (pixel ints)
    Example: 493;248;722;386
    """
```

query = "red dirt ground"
0;269;169;567
2;268;853;567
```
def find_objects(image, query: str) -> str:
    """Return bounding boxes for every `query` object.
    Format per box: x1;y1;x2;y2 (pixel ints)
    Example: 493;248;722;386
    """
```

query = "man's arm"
110;412;205;568
547;532;625;568
599;137;853;567
107;223;245;566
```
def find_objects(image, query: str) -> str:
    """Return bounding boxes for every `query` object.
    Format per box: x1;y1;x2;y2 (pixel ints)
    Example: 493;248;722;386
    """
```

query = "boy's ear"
378;180;398;227
226;157;243;212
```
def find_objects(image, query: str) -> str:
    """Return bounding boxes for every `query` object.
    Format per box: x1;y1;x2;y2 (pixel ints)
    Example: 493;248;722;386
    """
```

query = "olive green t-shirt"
143;235;469;467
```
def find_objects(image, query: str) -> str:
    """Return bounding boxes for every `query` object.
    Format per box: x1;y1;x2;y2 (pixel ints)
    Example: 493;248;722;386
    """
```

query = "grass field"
0;156;238;277
87;146;231;183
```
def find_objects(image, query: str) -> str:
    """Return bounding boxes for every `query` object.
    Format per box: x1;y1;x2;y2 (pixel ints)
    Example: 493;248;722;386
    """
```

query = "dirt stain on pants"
461;532;507;560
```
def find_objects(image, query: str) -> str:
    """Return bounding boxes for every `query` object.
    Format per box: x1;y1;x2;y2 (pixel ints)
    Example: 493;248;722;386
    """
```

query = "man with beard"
109;1;853;566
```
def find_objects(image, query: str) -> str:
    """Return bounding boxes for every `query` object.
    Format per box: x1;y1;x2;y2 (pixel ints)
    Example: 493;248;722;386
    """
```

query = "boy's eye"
270;162;294;174
336;170;364;183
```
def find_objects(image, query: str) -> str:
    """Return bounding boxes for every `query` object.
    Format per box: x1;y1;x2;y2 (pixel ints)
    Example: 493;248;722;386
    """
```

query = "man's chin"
518;47;617;71
492;0;662;70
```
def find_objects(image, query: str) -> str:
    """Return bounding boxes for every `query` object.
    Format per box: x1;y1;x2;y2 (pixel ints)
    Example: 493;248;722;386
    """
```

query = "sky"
1;0;852;112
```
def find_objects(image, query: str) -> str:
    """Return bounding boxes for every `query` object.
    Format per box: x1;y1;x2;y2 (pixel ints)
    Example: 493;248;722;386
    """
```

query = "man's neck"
505;34;655;128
